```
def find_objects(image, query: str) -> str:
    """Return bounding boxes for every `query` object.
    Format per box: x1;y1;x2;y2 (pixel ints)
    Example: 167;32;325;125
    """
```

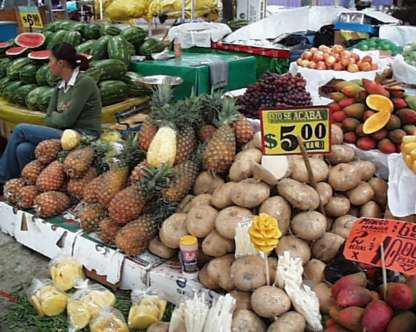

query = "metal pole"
61;0;68;19
182;0;186;20
191;0;195;20
46;0;53;22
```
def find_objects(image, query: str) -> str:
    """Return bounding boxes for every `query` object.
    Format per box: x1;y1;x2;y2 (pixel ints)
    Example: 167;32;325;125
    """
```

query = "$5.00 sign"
344;218;416;275
18;6;43;31
260;107;331;155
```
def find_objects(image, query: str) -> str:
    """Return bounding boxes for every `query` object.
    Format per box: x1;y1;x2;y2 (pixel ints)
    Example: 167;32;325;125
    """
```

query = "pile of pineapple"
4;85;255;257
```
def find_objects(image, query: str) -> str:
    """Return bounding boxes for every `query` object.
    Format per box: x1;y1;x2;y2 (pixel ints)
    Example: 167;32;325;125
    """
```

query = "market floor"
0;232;49;324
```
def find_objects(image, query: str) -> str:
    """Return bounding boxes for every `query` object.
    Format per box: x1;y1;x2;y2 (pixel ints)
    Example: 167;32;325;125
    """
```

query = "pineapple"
63;147;95;179
34;191;70;218
35;139;62;165
115;214;158;256
67;167;97;200
162;160;199;203
96;166;129;207
4;178;26;204
16;185;38;209
129;161;149;184
36;161;65;192
108;166;172;225
202;98;238;174
21;160;45;185
137;118;157;151
99;217;121;245
198;125;216;142
83;174;104;204
233;114;254;145
78;203;107;233
175;127;197;165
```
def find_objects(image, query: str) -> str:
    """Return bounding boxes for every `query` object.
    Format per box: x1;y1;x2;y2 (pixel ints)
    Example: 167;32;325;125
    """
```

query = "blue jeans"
0;124;62;183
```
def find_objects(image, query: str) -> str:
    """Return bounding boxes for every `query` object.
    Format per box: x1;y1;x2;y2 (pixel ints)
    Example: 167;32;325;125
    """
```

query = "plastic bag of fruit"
90;307;129;332
128;288;167;329
49;255;85;292
27;278;68;317
104;0;150;21
67;280;116;331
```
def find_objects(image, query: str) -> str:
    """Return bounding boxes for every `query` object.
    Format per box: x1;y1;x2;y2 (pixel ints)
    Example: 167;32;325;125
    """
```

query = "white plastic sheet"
379;25;416;47
392;55;416;85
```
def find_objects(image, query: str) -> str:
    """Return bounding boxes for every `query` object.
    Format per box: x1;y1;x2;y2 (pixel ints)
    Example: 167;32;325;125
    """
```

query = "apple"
313;51;324;62
362;55;373;64
351;53;360;62
333;62;344;71
300;60;310;67
310;47;318;53
308;61;317;69
341;57;350;67
325;55;336;66
359;61;372;71
347;63;359;73
302;51;313;60
341;50;351;58
296;58;303;66
316;61;327;70
332;45;344;53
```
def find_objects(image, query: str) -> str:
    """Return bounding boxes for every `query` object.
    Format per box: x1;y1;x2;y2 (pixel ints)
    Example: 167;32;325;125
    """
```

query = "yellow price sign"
18;6;43;30
260;107;331;155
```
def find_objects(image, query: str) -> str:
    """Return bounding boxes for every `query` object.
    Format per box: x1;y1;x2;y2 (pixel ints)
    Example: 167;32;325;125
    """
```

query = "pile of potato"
148;126;388;331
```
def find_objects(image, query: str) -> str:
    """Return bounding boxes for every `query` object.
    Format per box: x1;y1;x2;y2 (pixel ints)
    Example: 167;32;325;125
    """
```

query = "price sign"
344;218;416;275
18;6;43;31
260;106;330;155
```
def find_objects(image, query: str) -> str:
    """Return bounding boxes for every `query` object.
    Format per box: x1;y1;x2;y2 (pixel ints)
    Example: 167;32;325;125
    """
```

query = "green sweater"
45;73;102;133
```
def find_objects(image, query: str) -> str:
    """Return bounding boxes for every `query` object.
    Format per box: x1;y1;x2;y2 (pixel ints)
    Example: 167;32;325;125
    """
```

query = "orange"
366;95;393;113
363;110;391;134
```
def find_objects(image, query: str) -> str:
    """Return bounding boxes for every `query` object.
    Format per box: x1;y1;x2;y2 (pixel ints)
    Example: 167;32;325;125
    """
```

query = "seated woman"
0;42;102;184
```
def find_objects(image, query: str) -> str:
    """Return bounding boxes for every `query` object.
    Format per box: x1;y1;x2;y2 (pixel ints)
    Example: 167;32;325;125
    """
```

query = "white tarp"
379;25;416;47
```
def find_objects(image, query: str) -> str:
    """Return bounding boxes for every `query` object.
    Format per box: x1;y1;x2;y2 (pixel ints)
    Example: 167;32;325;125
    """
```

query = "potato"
211;182;236;209
177;195;194;213
304;259;326;285
325;195;351;217
186;205;218;238
328;163;361;191
347;182;374;206
291;211;327;241
148;237;177;259
231;179;270;208
232;310;266;332
326;144;355;165
159;213;188;249
231;255;266;291
257;155;292;184
368;177;388;207
243;132;262;150
229;160;254;182
352;160;376;181
199;264;219;289
290;158;329;183
207;254;235;291
277;179;320;211
316;182;333;206
312;232;345;262
332;215;357;239
190;194;212;209
314;283;334;314
202;230;235;257
360;201;382;218
251;286;291;318
147;322;169;332
260;196;291;235
236;148;262;163
193;172;224;195
275;236;311;264
230;290;252;312
215;206;253;240
267;311;306;332
331;124;343;145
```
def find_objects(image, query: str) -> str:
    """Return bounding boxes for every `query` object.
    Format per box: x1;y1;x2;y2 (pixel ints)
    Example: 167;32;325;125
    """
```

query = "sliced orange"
363;110;391;134
366;95;393;113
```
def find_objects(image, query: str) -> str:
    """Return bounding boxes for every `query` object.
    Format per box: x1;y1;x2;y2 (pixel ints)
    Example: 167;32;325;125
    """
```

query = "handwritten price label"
18;6;43;30
344;218;416;275
260;107;331;155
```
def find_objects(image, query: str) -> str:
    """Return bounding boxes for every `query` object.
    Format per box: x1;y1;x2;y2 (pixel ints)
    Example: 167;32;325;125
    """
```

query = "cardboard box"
149;259;219;305
0;201;21;236
14;211;78;259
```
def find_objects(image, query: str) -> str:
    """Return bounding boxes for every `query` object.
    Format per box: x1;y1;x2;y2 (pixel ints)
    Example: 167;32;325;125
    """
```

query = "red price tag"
344;218;416;275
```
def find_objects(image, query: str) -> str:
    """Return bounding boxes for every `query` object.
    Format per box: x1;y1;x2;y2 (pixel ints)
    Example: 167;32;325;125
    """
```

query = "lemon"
40;291;68;316
68;300;91;330
90;315;129;332
128;304;159;329
31;295;44;317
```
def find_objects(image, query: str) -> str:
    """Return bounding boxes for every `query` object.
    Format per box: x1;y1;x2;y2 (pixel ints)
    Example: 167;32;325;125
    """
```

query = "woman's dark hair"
51;42;89;71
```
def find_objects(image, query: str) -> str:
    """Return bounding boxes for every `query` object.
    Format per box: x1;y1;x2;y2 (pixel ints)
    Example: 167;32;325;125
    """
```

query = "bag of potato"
90;307;129;332
49;256;85;292
67;280;116;331
128;288;167;329
27;278;68;317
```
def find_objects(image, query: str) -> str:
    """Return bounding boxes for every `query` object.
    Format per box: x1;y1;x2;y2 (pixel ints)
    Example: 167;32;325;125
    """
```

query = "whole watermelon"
26;86;50;111
20;63;39;84
36;64;49;85
139;38;165;56
15;84;37;106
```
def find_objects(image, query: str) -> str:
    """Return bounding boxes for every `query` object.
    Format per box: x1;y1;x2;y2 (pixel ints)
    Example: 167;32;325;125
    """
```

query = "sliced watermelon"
15;32;45;49
28;50;50;60
6;46;28;56
0;42;11;49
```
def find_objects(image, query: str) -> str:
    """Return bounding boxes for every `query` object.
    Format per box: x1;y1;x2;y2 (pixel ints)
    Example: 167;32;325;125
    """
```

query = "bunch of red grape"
237;72;312;118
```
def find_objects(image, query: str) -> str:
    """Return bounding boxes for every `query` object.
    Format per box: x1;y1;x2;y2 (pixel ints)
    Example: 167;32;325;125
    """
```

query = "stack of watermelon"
0;20;162;111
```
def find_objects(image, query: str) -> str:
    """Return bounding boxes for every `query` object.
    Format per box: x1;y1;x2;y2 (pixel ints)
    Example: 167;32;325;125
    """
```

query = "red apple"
313;51;324;62
325;55;336;66
333;44;344;53
302;51;313;60
333;62;344;71
316;61;327;70
351;52;360;62
341;50;351;58
348;63;359;73
308;61;317;69
359;61;372;71
310;47;318;53
341;57;350;67
362;55;373;63
300;60;310;67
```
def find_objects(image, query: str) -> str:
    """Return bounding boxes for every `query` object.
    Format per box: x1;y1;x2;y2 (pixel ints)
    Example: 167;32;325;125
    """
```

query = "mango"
331;272;367;298
385;282;414;310
362;300;393;332
338;98;355;109
336;286;372;307
387;311;416;332
342;118;361;132
378;138;396;154
330;92;346;102
344;103;365;119
371;129;388;141
392;97;407;110
342;84;365;98
403;125;416;135
336;306;364;332
386;114;401;130
362;79;390;97
405;95;416;110
324;325;350;332
397;108;416;125
388;129;407;144
357;137;376;150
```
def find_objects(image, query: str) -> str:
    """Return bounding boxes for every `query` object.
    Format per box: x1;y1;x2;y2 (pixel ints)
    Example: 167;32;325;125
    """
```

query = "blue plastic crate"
0;21;17;42
335;21;377;34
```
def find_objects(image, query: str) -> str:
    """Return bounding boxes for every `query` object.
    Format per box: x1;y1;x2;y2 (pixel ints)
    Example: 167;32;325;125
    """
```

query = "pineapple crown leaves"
150;83;174;110
136;164;174;198
118;133;145;169
215;97;241;128
144;198;179;225
200;89;224;125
